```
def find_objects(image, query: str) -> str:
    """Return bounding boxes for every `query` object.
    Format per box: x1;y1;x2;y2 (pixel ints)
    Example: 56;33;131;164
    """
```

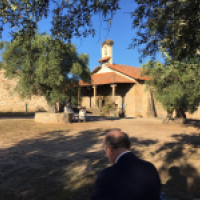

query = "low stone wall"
35;112;74;124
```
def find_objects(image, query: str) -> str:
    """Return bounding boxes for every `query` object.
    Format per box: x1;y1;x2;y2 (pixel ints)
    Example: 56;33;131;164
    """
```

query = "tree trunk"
162;109;174;124
47;103;58;113
174;108;186;124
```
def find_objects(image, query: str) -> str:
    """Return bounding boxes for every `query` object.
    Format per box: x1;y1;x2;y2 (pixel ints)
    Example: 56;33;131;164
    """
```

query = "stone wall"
123;84;135;117
81;96;91;108
185;108;200;119
142;84;167;118
134;80;144;117
35;112;73;124
142;83;150;117
0;71;48;112
154;100;167;117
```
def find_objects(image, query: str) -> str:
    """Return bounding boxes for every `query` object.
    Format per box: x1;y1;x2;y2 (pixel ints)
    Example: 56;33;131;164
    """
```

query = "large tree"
0;0;120;42
1;0;200;64
0;27;91;112
130;0;200;62
141;54;200;124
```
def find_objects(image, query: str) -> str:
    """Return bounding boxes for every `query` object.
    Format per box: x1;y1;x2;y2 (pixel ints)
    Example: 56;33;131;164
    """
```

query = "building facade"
79;39;200;119
1;39;200;119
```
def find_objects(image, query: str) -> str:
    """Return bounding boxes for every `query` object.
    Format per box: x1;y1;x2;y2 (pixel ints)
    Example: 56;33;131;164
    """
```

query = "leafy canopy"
0;0;120;42
141;54;200;115
129;0;200;63
1;0;200;67
0;28;91;106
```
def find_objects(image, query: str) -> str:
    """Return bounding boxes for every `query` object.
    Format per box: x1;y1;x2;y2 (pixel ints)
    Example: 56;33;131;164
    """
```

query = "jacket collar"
115;151;135;164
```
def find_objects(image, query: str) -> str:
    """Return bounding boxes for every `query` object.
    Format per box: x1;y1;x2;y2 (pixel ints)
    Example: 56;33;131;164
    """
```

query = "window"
104;46;107;56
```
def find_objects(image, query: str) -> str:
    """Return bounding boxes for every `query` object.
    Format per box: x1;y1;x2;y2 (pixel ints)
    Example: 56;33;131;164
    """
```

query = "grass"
0;119;69;141
0;118;98;200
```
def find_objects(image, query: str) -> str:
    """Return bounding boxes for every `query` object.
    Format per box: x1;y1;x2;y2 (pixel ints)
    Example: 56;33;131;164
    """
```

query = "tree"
129;0;200;63
141;54;200;124
1;0;200;66
0;27;91;112
0;0;120;42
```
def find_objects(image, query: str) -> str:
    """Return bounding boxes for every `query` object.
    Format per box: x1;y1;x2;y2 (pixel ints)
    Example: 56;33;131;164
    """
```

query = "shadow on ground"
0;112;35;119
85;116;135;121
0;128;200;199
0;112;135;122
0;128;157;200
155;132;200;199
183;119;200;129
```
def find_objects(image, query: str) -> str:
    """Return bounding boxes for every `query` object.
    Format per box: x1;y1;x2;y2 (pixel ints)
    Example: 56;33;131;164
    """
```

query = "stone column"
92;85;98;106
110;84;117;101
56;101;59;112
78;87;81;107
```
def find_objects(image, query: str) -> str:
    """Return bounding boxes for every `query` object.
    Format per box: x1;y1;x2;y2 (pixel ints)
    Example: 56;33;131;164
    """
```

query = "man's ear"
109;146;115;153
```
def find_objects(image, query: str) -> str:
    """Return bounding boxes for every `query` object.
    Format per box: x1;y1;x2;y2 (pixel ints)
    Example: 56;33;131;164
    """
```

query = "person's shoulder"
139;158;158;172
98;166;115;178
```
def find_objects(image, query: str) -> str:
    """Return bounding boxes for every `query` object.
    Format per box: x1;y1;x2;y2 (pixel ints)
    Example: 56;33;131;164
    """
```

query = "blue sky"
1;0;165;72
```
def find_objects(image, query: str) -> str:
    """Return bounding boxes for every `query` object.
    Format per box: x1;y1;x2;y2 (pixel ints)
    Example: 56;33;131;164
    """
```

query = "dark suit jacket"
90;152;161;200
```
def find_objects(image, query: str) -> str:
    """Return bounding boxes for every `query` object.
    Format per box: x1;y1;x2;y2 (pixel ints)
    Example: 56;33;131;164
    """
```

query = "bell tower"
101;39;114;64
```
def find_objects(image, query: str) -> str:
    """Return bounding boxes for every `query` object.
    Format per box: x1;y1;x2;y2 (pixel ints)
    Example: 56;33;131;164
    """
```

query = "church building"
78;39;166;117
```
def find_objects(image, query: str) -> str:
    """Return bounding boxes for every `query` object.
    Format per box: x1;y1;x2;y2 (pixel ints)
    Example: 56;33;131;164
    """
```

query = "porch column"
110;84;117;101
78;87;81;107
56;101;59;112
92;85;98;106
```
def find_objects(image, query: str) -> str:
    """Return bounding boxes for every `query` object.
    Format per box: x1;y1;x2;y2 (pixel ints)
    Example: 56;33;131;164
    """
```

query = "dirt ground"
0;117;200;200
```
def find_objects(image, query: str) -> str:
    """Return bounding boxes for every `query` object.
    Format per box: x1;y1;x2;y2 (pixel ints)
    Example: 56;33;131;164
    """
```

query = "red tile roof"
91;66;101;75
79;72;135;86
98;56;111;62
105;64;150;80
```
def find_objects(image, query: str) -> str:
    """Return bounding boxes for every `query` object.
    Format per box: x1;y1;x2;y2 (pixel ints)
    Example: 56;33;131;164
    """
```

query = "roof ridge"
105;63;148;80
106;63;141;68
92;71;114;76
79;71;136;86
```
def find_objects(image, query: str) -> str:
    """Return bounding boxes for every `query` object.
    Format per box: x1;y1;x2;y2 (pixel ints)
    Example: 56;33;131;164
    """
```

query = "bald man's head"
103;129;131;165
104;129;131;150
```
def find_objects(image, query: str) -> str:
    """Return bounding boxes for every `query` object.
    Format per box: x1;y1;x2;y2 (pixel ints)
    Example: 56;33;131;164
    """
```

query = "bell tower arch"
101;39;114;64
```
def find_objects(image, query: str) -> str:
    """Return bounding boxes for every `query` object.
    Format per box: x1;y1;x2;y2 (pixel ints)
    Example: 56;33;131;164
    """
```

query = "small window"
104;46;107;56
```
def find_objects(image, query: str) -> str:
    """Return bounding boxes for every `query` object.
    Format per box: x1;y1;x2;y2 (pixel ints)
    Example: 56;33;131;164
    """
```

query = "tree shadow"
183;118;200;129
0;112;35;118
155;132;200;199
78;115;135;122
0;128;158;200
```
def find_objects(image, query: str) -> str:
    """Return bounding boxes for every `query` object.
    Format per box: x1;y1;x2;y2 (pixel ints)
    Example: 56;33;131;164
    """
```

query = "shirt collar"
115;150;131;164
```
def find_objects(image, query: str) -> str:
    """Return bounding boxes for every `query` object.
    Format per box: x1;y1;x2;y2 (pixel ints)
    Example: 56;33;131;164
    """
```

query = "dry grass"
0;119;69;142
0;118;200;199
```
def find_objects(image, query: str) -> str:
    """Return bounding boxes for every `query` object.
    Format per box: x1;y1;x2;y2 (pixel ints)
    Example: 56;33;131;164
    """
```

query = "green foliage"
1;0;200;66
0;29;91;107
0;0;120;42
129;0;200;63
97;96;116;116
141;54;200;116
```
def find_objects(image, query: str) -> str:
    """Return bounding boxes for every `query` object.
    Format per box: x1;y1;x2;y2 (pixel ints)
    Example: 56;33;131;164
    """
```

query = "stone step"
86;108;100;115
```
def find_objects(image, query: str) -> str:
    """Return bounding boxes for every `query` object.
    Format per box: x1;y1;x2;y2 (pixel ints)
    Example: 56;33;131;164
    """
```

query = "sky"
0;0;166;72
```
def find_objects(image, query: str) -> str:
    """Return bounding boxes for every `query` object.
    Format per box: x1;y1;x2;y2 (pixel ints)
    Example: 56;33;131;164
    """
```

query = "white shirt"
79;109;86;117
115;151;131;164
